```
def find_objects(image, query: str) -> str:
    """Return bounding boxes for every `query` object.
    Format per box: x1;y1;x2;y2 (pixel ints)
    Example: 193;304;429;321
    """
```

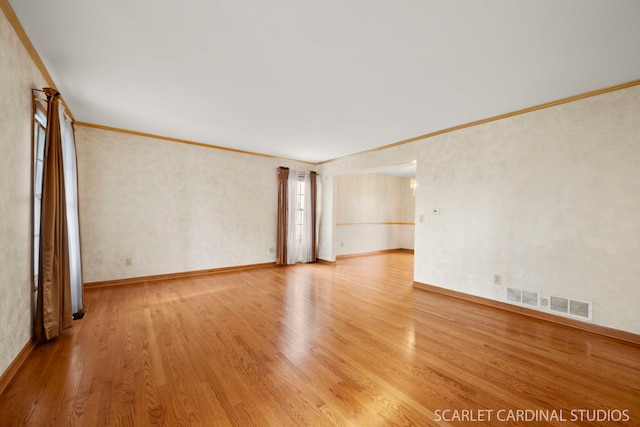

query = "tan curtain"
276;167;289;265
34;88;73;342
309;171;317;262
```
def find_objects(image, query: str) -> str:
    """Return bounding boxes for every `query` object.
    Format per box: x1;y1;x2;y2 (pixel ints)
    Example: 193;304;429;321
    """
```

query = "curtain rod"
32;88;60;98
276;167;318;176
32;88;73;122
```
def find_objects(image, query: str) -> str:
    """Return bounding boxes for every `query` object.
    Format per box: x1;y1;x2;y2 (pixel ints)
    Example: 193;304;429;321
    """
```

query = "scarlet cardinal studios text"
433;408;630;423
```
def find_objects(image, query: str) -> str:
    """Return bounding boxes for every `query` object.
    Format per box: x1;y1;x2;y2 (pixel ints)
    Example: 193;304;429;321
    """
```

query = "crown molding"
78;79;640;167
74;122;316;164
1;0;75;121
1;0;54;87
72;79;640;166
318;79;640;165
3;0;637;165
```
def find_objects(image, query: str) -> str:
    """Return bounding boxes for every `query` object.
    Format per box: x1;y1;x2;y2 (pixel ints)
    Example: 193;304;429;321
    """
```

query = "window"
295;173;306;243
33;101;46;290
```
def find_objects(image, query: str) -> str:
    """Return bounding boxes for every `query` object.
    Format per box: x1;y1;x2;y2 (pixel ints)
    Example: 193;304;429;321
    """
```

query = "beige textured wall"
0;9;48;376
414;85;640;334
318;150;418;261
336;174;414;224
75;126;312;283
335;174;415;254
320;85;640;335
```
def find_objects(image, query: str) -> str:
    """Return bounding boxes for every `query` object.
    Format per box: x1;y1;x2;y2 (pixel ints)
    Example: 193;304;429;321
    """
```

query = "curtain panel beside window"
276;167;290;265
34;88;83;342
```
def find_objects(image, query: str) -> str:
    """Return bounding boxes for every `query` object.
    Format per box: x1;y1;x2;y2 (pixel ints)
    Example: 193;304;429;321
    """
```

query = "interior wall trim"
84;262;278;289
74;122;316;164
318;79;640;165
336;222;415;226
337;248;414;259
1;1;53;89
6;0;638;168
0;0;75;121
413;281;640;347
3;0;638;165
0;339;36;395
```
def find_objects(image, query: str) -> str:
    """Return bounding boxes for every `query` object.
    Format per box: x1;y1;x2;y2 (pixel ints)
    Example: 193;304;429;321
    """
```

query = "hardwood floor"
1;252;639;426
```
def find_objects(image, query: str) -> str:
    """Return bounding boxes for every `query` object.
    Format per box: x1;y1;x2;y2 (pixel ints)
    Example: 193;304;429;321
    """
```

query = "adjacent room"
1;0;639;425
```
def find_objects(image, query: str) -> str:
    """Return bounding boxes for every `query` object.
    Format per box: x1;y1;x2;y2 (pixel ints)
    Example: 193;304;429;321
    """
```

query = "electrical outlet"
541;298;549;307
340;242;344;247
125;257;133;266
268;247;274;253
493;274;501;285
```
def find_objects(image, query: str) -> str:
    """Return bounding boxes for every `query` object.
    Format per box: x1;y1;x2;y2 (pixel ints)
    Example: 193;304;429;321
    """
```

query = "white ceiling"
9;0;640;163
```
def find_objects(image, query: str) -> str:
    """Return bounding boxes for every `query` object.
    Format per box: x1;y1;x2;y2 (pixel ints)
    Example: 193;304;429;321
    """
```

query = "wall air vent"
505;287;539;308
550;295;592;320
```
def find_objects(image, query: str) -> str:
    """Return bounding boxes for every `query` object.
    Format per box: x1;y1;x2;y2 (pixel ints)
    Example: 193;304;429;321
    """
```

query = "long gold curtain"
34;88;73;342
276;167;289;265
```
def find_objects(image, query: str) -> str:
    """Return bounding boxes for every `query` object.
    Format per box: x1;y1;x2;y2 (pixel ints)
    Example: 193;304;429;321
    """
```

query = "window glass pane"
35;107;46;126
34;237;39;264
34;159;44;195
33;236;39;285
33;103;46;291
298;181;305;210
36;126;46;159
33;200;41;232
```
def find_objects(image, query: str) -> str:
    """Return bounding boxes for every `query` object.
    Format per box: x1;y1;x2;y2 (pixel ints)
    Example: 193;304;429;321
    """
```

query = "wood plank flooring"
1;252;639;426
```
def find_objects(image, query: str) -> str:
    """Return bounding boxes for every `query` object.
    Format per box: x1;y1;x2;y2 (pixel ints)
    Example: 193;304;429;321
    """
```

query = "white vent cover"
550;295;592;320
506;287;540;308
